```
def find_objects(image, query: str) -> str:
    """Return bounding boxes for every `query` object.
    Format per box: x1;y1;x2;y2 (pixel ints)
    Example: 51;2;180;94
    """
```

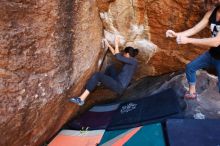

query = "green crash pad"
99;123;165;146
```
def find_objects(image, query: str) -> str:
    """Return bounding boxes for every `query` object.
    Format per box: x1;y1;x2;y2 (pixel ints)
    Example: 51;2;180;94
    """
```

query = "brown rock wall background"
0;0;213;145
0;0;103;146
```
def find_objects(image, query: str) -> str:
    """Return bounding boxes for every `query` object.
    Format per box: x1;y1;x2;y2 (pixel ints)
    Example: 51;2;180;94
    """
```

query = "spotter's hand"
176;36;190;45
166;30;177;38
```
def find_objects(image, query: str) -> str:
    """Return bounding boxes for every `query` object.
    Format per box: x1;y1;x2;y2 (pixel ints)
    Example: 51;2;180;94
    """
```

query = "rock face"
147;0;210;76
128;70;220;119
0;0;103;146
88;70;220;119
97;0;158;79
97;0;210;77
0;0;216;146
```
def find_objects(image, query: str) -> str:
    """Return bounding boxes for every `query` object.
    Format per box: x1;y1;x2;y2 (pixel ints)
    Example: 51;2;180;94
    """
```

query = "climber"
69;36;139;106
166;0;220;99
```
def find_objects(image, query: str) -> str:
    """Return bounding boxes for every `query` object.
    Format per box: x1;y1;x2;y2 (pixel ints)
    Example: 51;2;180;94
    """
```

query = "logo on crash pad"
120;103;137;114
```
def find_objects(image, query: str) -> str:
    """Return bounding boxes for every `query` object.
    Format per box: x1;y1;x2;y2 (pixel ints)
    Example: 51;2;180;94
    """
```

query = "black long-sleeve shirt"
115;53;138;88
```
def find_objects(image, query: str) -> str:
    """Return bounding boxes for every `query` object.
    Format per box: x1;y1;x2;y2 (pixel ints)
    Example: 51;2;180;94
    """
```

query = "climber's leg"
185;52;211;98
104;64;118;80
69;72;102;106
85;72;123;94
70;72;123;106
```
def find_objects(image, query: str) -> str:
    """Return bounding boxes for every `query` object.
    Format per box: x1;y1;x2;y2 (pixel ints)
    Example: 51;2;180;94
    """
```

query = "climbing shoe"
69;97;84;106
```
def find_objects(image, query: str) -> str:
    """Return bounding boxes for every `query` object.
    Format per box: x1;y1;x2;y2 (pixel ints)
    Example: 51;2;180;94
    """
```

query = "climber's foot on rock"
69;97;84;106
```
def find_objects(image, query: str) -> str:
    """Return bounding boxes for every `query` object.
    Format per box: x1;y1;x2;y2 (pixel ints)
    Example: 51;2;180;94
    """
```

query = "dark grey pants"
85;64;124;95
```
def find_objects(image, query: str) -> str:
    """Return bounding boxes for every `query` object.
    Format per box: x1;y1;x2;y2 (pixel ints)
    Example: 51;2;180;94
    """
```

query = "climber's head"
123;47;139;58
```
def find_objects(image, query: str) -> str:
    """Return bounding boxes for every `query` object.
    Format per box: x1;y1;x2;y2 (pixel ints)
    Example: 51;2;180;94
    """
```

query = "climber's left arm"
114;36;120;54
176;32;220;47
104;39;115;55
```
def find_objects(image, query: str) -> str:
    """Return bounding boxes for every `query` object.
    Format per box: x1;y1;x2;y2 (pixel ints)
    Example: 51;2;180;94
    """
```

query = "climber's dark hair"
123;47;139;57
209;5;220;24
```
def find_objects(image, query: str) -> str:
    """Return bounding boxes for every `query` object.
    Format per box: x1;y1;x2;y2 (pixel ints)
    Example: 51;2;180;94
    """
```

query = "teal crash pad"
99;123;165;146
